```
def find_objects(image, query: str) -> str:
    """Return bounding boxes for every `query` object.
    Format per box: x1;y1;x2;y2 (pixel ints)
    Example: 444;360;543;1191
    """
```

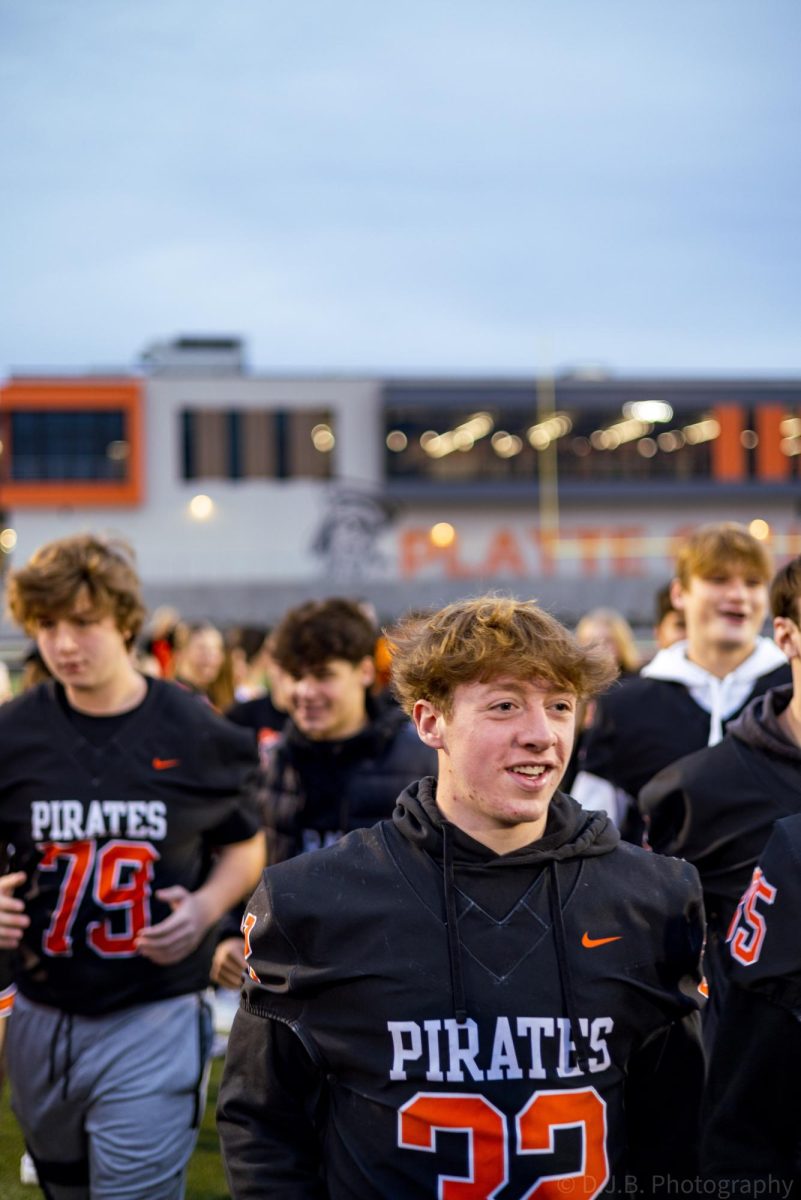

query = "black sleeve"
624;1012;706;1180
638;760;692;855
702;984;801;1184
217;1007;328;1200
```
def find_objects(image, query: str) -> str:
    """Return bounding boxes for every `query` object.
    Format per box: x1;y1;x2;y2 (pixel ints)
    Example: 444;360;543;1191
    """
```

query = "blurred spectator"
228;625;271;702
653;582;687;650
174;619;235;711
140;604;181;679
575;606;641;676
226;632;292;760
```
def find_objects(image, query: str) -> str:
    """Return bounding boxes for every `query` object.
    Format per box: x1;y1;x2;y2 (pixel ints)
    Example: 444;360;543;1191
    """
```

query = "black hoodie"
261;699;437;863
218;779;704;1199
641;685;801;996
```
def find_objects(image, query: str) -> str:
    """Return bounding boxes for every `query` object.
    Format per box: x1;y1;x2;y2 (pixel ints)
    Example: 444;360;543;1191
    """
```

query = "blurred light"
0;528;17;553
430;522;456;548
624;400;673;424
590;418;650;450
0;439;5;455
386;430;408;452
106;440;130;461
637;438;657;458
311;424;335;452
749;519;771;541
189;494;214;521
740;430;759;450
491;432;523;458
781;437;801;456
683;418;720;445
526;413;572;450
657;430;686;452
780;417;801;437
420;413;494;458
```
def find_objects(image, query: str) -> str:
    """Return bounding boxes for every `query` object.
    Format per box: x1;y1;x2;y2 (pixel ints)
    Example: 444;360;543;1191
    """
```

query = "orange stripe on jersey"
0;985;17;1017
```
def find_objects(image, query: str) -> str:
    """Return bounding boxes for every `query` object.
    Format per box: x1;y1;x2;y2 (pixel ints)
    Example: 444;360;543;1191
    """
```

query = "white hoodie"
572;635;788;824
640;636;788;746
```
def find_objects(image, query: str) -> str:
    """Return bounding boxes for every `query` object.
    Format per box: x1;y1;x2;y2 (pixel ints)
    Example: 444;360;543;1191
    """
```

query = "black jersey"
579;664;791;803
218;780;705;1198
640;686;801;1017
702;814;801;1182
0;678;261;1015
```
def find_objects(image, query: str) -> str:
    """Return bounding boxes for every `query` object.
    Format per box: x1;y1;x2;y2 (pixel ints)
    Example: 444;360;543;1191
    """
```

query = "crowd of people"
0;521;799;1196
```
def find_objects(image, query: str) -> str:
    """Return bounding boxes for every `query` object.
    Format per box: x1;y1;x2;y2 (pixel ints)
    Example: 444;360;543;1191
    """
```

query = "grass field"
0;1058;231;1199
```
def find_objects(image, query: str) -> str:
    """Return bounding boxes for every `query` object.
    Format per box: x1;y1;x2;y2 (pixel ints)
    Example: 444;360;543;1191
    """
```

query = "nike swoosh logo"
152;757;180;771
581;932;622;949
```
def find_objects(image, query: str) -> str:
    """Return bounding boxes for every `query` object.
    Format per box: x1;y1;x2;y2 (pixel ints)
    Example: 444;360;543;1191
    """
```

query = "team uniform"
0;676;261;1199
574;637;789;835
218;778;705;1198
640;684;801;1026
261;699;437;862
702;813;801;1185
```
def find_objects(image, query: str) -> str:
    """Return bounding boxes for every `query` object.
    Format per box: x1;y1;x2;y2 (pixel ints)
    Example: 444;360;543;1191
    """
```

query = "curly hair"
389;595;618;717
770;555;801;622
271;598;377;676
7;533;146;645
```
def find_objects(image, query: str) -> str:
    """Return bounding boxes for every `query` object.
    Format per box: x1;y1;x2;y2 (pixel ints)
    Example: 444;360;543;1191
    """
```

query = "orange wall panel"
711;405;745;482
756;405;791;480
0;379;144;507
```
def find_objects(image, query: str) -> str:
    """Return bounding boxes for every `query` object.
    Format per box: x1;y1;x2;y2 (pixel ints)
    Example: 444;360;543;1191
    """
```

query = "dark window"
7;410;128;481
180;409;334;480
383;384;801;487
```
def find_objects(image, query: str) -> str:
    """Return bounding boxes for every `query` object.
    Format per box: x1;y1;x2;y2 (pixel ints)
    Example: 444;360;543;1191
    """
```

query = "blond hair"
675;522;772;588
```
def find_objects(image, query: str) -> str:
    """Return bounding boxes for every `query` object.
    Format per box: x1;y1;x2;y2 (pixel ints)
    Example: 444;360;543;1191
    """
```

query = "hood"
728;685;801;763
640;636;788;745
393;776;619;866
392;777;618;1066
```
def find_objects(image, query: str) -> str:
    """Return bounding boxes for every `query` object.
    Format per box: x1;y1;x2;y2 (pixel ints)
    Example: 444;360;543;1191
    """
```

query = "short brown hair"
675;522;772;588
770;556;801;622
272;598;377;676
389;595;618;717
7;533;146;645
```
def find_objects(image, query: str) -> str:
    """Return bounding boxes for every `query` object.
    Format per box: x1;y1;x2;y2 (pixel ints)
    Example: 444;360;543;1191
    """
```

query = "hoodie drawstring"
547;861;591;1074
442;821;468;1025
49;1010;75;1100
442;822;593;1073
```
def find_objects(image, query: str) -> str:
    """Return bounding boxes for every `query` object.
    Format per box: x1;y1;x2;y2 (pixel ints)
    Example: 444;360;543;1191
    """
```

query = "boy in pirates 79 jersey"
0;533;264;1200
218;596;705;1198
703;813;801;1185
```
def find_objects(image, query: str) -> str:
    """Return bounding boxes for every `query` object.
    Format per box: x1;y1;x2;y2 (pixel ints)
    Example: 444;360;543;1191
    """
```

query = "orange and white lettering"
727;866;777;966
398;1087;608;1199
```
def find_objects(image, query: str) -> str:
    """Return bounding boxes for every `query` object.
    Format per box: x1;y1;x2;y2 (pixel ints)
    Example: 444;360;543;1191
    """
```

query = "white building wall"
8;373;384;585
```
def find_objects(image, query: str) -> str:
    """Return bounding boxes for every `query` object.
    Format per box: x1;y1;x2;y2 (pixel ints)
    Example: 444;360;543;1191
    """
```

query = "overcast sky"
1;1;799;378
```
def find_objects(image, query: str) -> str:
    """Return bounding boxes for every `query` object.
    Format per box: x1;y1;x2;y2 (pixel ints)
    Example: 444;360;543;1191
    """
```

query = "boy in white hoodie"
572;522;789;836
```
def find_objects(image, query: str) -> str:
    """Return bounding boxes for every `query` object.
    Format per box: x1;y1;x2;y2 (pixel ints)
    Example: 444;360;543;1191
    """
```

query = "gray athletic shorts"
7;990;213;1200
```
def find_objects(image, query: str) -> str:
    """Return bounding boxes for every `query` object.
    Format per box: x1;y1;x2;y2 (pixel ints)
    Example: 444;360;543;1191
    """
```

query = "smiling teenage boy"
0;533;264;1200
210;597;436;989
218;596;705;1198
573;522;789;835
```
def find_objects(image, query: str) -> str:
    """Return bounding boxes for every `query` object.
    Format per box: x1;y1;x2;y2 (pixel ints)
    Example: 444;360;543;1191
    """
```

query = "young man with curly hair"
218;595;705;1198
